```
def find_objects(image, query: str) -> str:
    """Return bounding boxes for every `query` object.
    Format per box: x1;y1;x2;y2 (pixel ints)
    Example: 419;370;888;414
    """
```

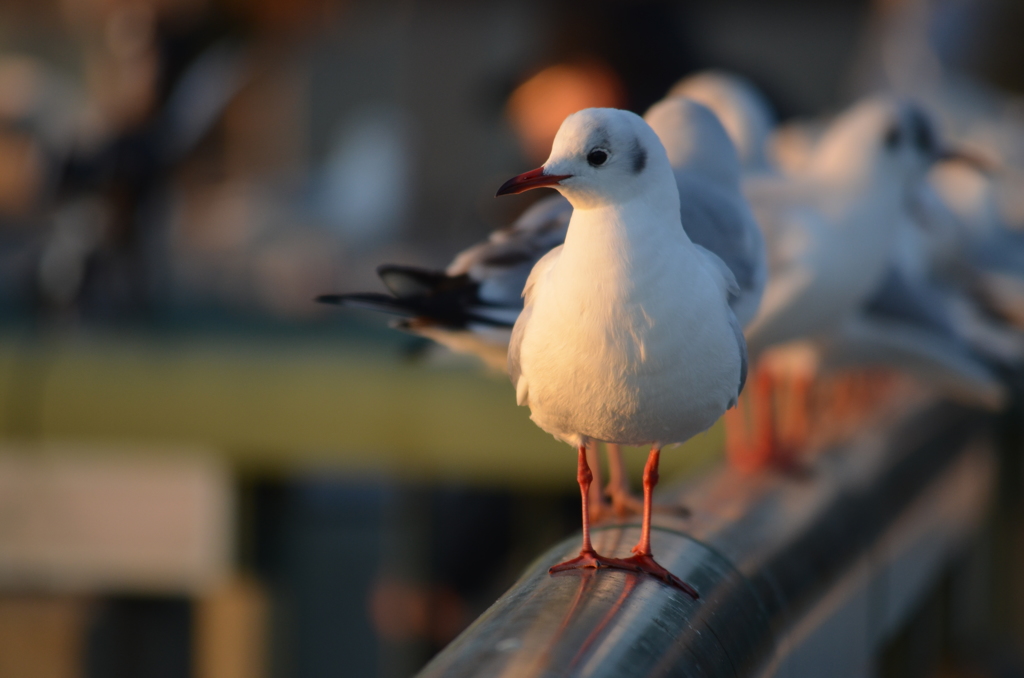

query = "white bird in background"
852;0;1024;237
721;96;1016;468
666;70;824;183
744;98;946;358
644;98;767;328
722;99;956;464
658;77;984;382
815;110;1015;411
669;70;777;174
821;267;1009;410
498;107;747;595
928;161;1024;338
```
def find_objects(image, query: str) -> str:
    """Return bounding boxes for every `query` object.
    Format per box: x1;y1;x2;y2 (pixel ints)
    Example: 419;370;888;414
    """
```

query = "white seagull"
744;98;945;358
497;107;747;595
319;98;765;519
816;112;1014;411
645;97;767;328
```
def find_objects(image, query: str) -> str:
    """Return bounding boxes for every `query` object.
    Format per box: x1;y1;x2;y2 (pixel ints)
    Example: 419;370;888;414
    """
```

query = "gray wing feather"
693;244;740;297
679;175;760;291
678;173;767;327
447;196;571;309
691;242;747;401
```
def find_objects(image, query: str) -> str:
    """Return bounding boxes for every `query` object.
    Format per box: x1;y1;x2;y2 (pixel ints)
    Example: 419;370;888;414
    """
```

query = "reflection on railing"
416;401;996;677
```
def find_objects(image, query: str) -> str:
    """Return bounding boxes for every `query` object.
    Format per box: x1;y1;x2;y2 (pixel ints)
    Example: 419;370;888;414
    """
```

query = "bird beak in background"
495;167;573;196
934;146;998;174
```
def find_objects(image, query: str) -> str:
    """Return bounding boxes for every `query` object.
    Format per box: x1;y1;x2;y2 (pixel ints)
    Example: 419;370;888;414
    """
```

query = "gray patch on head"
631;138;647;174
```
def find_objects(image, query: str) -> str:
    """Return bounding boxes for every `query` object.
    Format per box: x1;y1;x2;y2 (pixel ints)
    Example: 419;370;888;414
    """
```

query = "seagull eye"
587;149;609;167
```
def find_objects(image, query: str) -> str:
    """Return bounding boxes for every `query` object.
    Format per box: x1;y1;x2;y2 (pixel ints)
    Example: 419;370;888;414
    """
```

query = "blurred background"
3;0;1024;676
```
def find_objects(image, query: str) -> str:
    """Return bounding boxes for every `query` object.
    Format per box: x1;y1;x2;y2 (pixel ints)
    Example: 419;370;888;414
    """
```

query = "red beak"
495;167;572;196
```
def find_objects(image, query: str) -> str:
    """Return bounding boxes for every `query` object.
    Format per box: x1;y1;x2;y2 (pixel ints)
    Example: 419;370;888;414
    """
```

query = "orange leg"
604;444;689;518
549;445;631;573
616;448;699;598
725;365;777;473
604;443;640;517
585;441;611;522
776;370;813;466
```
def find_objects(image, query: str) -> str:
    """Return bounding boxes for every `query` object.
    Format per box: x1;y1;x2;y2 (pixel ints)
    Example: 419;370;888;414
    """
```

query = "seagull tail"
317;284;515;330
315;292;421;318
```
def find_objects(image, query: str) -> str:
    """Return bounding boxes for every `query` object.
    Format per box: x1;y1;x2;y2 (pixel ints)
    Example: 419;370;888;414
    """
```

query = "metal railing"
415;401;996;677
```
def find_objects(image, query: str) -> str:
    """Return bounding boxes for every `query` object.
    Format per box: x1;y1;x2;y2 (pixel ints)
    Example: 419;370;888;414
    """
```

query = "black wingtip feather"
315;289;513;329
315;292;421;317
377;264;479;300
317;265;516;329
377;264;458;298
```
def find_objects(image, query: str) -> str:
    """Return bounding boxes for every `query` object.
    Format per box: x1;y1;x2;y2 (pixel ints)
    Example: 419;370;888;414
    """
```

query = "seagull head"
644;97;742;189
811;98;967;186
668;70;775;171
496;107;676;210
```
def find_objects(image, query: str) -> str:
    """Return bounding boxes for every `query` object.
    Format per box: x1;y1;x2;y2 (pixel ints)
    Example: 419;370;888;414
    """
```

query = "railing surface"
416;401;996;678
